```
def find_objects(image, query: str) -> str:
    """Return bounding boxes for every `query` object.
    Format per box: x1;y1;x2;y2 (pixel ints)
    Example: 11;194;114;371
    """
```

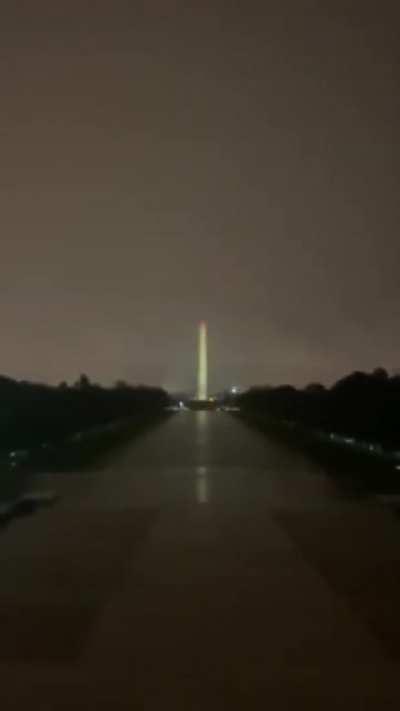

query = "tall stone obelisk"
197;321;208;401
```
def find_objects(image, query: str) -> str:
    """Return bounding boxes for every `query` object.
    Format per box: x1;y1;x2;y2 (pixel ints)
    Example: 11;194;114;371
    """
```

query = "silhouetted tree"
75;374;91;390
0;374;169;451
237;368;400;448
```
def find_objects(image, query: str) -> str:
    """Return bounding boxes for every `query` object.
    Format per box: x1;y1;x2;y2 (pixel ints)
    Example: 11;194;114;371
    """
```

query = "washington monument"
197;321;208;401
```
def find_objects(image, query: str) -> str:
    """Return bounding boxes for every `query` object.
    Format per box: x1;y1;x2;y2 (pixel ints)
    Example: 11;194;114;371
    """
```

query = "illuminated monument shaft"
197;321;208;401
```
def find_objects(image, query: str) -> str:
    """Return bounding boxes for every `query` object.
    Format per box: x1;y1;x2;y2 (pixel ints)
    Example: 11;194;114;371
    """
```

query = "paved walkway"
1;412;400;709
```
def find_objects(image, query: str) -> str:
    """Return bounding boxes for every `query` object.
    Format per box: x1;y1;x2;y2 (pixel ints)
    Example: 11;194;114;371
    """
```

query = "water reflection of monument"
189;321;216;410
196;466;209;504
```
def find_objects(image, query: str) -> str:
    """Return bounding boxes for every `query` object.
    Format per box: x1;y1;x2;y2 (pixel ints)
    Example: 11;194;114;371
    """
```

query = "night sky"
1;1;399;393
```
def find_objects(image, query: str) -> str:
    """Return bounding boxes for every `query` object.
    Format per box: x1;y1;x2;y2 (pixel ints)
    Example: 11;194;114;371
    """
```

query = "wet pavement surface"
1;411;400;708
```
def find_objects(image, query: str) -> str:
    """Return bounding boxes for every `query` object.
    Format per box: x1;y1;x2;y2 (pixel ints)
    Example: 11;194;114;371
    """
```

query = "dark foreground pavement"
1;411;400;709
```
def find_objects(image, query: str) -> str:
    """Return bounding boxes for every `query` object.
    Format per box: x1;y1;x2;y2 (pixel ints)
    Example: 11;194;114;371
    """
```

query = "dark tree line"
237;368;400;448
0;374;169;450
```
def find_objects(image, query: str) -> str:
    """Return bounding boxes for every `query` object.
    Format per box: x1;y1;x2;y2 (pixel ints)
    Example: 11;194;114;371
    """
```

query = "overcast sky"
1;1;399;392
